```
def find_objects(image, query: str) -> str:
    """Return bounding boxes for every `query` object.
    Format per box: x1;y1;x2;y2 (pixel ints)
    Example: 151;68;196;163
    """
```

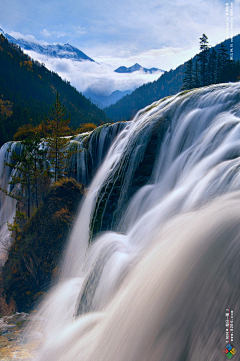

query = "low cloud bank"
25;50;163;96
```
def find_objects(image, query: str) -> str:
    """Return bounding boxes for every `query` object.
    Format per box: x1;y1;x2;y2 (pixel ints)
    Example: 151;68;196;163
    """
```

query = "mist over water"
21;83;240;359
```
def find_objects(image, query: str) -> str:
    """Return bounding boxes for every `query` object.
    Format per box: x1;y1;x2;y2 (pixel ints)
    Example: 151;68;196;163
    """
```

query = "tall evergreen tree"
217;44;230;83
0;127;47;218
13;125;49;210
193;59;201;88
207;48;218;85
182;59;194;90
198;34;210;86
44;93;73;182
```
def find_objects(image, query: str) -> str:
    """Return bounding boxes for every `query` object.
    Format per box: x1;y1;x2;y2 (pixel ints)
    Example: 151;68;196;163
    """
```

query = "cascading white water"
22;83;240;359
67;122;127;186
0;141;23;264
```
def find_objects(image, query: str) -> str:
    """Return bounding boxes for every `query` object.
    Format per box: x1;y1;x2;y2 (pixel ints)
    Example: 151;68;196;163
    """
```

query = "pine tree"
193;59;201;88
198;34;210;86
44;93;73;182
217;44;230;83
182;59;194;90
207;48;218;85
0;127;47;218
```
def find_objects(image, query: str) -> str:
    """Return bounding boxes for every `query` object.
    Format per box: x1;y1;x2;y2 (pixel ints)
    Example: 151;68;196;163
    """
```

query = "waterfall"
0;141;22;265
19;83;240;359
67;122;127;186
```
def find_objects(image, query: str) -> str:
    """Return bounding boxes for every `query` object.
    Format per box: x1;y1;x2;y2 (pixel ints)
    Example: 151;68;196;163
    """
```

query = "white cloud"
41;29;51;38
40;28;69;39
9;31;49;45
1;0;240;59
74;25;86;35
71;0;229;54
24;50;163;96
2;0;238;97
40;26;86;40
92;46;199;71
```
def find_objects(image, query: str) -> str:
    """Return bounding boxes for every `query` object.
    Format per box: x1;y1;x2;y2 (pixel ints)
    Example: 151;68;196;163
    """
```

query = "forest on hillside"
0;34;108;146
105;34;240;121
182;34;240;90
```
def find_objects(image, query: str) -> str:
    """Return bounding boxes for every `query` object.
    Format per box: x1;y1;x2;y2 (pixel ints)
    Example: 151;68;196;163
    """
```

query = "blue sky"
0;0;240;95
1;0;239;68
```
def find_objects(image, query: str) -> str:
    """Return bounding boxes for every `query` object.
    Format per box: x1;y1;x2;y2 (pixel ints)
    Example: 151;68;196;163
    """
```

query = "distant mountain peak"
0;28;95;62
114;63;164;74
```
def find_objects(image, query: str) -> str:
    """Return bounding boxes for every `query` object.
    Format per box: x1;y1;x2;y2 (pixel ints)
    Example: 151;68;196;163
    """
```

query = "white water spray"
0;141;23;264
21;83;240;359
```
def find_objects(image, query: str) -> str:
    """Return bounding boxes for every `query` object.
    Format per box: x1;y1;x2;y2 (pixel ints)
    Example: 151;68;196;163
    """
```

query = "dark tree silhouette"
182;59;194;90
198;34;210;86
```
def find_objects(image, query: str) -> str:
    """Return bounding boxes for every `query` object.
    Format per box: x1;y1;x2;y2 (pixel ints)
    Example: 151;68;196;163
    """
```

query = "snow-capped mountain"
114;63;164;74
0;28;166;102
0;28;95;62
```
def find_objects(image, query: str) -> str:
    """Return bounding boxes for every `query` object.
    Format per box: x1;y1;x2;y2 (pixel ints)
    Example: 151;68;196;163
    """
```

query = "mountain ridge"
114;63;164;74
105;34;240;121
0;34;108;145
0;28;95;62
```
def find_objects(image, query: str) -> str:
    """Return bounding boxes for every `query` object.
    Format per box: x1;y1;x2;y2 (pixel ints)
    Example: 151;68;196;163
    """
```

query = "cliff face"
1;178;84;312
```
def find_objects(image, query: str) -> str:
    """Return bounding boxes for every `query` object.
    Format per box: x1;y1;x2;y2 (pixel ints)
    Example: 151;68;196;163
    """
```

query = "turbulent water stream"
2;83;240;360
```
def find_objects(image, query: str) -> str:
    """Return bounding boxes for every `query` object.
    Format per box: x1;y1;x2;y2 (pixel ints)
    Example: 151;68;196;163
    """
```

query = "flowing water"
3;83;240;360
0;141;23;265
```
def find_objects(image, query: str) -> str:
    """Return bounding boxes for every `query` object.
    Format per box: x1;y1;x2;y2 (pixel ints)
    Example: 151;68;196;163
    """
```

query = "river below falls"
0;313;34;360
